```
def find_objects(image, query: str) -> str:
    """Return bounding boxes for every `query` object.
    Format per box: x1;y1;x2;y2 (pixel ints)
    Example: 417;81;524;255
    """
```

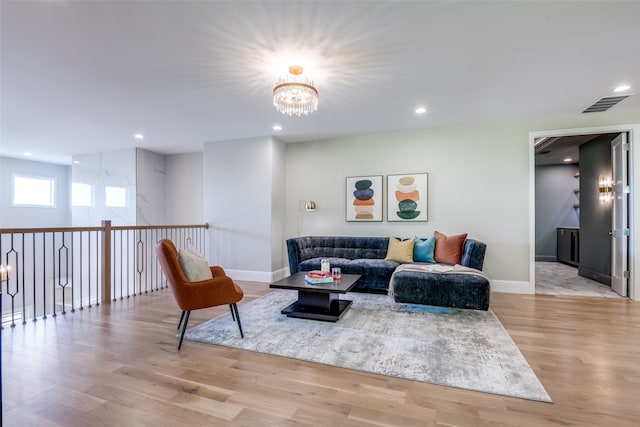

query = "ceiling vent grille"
582;95;630;113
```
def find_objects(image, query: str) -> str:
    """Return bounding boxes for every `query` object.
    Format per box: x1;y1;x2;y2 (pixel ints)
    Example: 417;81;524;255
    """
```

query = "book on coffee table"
305;270;333;284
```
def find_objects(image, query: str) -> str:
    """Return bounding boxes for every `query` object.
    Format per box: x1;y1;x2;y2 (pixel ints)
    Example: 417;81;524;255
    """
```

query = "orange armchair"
155;239;244;350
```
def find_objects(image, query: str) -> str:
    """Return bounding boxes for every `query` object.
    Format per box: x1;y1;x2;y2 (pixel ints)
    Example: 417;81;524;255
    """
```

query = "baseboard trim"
225;268;288;283
535;255;557;262
577;267;611;286
491;280;534;294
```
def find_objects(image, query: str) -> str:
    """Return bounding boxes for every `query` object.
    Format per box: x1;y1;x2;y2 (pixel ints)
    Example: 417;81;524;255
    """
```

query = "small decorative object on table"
320;258;330;272
332;267;341;280
305;270;333;284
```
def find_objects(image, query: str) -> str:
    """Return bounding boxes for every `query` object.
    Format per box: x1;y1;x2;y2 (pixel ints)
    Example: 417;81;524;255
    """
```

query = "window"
71;183;93;207
12;174;56;207
105;186;127;207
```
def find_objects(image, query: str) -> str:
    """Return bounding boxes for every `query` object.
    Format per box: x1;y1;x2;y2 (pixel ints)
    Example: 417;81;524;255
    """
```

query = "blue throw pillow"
413;236;436;263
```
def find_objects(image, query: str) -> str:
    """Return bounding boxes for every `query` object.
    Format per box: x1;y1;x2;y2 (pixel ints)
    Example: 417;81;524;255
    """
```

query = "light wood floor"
3;282;640;427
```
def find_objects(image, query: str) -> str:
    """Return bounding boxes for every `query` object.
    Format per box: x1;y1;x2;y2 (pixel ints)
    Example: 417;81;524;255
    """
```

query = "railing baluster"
78;232;82;311
58;232;69;315
5;234;19;327
21;234;26;324
32;234;36;322
95;230;100;306
128;230;132;296
136;231;144;294
42;232;46;319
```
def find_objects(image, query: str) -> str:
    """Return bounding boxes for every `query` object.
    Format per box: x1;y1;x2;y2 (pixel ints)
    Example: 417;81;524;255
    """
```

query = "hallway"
535;261;623;298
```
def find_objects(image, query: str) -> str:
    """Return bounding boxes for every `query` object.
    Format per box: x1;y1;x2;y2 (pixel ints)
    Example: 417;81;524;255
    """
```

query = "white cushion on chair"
178;249;213;281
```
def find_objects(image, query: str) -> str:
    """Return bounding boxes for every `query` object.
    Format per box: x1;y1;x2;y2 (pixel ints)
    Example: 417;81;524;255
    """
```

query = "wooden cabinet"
557;228;579;267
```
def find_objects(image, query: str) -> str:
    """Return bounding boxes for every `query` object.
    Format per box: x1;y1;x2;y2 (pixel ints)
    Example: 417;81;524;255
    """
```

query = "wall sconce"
298;200;317;236
0;264;11;282
599;176;613;203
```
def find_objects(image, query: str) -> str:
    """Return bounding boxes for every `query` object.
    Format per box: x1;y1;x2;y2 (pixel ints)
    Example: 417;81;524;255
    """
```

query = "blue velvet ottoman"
392;269;490;310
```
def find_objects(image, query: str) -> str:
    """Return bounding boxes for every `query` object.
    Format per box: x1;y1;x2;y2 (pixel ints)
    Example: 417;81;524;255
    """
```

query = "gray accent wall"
578;134;614;285
535;164;579;261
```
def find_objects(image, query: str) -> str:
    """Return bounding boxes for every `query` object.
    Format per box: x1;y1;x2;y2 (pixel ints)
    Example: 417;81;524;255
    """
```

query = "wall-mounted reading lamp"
298;200;316;236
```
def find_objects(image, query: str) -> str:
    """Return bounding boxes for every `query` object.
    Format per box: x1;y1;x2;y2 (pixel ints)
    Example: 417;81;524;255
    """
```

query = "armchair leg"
178;310;186;330
178;310;191;351
231;303;244;338
229;304;235;321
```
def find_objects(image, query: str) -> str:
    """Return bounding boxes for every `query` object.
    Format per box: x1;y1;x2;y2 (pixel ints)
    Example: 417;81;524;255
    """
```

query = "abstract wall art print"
346;175;383;222
387;173;428;221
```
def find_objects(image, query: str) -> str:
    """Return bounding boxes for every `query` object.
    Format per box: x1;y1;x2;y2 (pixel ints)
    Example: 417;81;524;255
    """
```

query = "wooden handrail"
111;223;209;231
0;223;208;234
0;226;104;233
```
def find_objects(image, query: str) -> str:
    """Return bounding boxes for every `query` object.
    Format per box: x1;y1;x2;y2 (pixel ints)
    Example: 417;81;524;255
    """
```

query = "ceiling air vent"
582;95;630;113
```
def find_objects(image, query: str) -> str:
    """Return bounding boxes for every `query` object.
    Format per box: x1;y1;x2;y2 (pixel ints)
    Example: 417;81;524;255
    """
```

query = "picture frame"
387;173;428;221
345;175;383;222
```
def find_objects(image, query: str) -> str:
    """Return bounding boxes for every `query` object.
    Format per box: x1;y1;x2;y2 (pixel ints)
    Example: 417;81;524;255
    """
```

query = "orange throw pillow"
434;231;467;265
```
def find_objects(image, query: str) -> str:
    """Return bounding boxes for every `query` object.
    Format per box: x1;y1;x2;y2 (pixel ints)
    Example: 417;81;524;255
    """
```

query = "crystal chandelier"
273;65;318;116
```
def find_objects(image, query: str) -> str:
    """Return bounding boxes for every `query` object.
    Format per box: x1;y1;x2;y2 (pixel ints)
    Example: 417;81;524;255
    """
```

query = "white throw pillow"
178;248;213;281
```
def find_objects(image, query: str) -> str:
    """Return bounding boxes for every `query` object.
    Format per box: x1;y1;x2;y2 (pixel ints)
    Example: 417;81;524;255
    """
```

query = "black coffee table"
269;272;362;322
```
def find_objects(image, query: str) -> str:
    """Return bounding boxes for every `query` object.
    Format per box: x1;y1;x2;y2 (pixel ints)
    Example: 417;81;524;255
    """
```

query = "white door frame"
529;123;640;301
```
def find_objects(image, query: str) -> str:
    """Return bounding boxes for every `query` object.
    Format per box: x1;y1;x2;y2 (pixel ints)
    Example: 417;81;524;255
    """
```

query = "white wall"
203;136;285;281
286;122;528;288
270;139;286;273
165;152;203;224
0;157;70;227
136;148;166;225
71;149;137;226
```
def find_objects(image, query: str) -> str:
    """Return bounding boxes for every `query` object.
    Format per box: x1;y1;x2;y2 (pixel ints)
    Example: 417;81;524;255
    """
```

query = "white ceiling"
1;1;639;165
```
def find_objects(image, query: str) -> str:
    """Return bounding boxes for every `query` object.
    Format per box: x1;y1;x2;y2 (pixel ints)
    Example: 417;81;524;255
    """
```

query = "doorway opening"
532;128;632;298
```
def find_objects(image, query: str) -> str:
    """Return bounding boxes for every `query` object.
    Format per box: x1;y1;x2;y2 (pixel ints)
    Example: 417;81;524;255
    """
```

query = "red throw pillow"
434;231;468;265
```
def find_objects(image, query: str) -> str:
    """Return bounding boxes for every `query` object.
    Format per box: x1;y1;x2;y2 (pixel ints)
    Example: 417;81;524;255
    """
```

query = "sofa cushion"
384;237;414;263
434;231;467;265
345;258;399;277
413;236;436;263
293;236;389;263
299;257;352;272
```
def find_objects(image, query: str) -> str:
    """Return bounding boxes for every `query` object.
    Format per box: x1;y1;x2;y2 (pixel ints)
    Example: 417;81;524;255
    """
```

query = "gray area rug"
184;290;551;402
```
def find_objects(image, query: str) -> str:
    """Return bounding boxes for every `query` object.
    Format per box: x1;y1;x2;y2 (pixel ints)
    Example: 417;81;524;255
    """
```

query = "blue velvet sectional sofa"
286;236;490;310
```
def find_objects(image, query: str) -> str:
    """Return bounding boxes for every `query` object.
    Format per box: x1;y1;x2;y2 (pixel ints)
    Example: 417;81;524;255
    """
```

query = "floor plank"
3;281;640;426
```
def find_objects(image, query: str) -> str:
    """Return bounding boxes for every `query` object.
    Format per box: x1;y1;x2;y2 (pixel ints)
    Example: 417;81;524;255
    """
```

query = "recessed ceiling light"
415;107;427;114
73;160;80;164
614;85;631;93
273;125;282;131
564;158;573;162
134;133;144;140
24;152;32;157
